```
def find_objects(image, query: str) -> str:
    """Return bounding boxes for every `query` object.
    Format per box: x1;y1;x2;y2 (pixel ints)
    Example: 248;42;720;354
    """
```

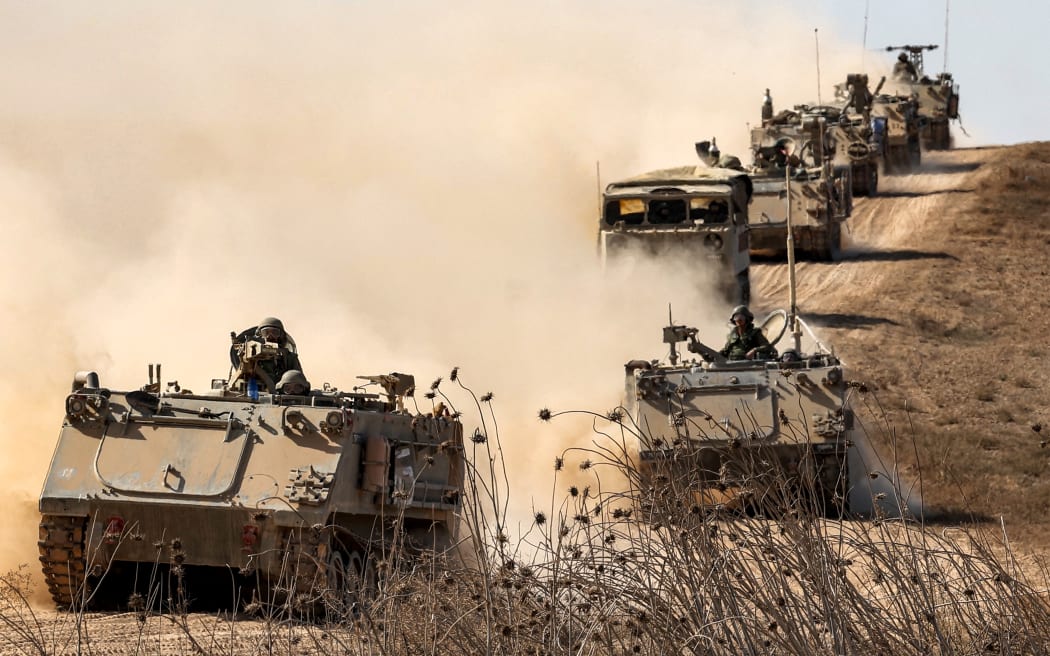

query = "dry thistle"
481;392;494;403
606;408;624;423
579;459;592;470
449;367;459;382
471;429;487;444
537;407;551;421
534;512;547;525
569;485;579;497
554;457;564;471
424;391;436;400
430;377;442;390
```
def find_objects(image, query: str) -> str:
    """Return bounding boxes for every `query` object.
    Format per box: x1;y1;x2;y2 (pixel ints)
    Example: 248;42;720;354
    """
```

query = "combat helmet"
257;317;285;342
276;369;310;395
258;317;285;331
730;305;753;322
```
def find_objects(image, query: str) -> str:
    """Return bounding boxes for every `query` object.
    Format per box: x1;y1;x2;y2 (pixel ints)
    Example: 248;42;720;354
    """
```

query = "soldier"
275;369;311;395
229;316;305;392
720;306;777;360
696;138;745;171
254;317;303;384
892;53;918;82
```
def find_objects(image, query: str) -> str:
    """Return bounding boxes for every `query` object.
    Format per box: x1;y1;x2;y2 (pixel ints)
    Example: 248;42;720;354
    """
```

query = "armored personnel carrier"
737;91;853;260
623;311;853;516
871;92;922;173
38;327;463;611
600;164;753;304
885;44;960;150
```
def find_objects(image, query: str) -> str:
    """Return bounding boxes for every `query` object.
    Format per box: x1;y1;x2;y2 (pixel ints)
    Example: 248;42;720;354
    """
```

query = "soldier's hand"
745;348;757;359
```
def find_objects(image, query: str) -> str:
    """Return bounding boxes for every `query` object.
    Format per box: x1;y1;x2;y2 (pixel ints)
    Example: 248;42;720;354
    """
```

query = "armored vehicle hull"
745;103;853;261
600;165;753;304
872;95;922;173
39;371;463;610
884;45;960;150
624;319;853;516
748;171;850;261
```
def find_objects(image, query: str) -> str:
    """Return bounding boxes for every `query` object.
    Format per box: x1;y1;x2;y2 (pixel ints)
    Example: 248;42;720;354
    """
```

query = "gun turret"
884;44;938;77
228;337;281;393
357;373;415;412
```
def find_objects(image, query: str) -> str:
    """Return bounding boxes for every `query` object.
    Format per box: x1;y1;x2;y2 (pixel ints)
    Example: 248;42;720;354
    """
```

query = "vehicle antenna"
785;167;801;353
943;0;950;73
814;28;822;106
595;160;602;224
861;0;870;70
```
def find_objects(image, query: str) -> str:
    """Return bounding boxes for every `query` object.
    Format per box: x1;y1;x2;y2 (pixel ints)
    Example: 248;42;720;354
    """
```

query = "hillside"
754;142;1050;540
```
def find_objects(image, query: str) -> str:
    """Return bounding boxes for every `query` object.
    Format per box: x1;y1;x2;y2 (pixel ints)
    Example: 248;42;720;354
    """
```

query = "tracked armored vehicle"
885;44;960;150
871;92;922;173
739;92;852;260
623;312;853;516
600;164;753;304
38;329;463;611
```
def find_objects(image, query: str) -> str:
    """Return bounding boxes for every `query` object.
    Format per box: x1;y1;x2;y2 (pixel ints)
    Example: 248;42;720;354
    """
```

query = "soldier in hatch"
229;316;305;392
892;52;918;82
697;138;745;171
275;369;311;395
720;306;777;360
253;317;303;385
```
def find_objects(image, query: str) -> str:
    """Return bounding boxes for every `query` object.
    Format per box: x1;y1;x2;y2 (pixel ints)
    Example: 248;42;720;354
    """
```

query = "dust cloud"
0;1;863;572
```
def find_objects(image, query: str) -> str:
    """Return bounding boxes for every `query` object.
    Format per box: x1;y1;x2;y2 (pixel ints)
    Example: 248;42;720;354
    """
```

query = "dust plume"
0;1;861;574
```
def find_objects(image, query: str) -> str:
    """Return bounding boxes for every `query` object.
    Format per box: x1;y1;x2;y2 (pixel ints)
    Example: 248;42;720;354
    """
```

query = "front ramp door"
95;418;248;497
682;385;778;442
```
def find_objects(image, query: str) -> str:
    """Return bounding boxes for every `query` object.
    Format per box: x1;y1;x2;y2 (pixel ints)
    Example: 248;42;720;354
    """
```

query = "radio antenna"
943;0;951;72
861;0;870;70
814;28;822;106
595;160;602;225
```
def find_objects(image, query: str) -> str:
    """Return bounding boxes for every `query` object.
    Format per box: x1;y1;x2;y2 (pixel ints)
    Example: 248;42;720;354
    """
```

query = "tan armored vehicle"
600;164;753;304
885;44;960;150
735;92;853;260
871;92;922;173
623;311;853;516
38;326;463;610
826;75;885;194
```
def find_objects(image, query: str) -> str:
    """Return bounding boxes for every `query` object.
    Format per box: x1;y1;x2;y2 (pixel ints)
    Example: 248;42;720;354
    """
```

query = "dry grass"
6;376;1050;655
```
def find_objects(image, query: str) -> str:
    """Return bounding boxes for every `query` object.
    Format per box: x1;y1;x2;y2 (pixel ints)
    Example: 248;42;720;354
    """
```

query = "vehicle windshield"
604;196;729;226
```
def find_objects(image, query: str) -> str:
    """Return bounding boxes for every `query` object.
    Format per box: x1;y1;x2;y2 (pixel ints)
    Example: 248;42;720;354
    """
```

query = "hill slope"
754;143;1050;540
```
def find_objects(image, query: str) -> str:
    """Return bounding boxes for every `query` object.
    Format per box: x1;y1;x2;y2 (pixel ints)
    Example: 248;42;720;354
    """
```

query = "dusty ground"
6;143;1050;654
754;143;1050;542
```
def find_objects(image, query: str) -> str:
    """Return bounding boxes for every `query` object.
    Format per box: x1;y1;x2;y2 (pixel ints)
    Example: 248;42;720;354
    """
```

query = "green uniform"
257;348;303;390
720;325;776;360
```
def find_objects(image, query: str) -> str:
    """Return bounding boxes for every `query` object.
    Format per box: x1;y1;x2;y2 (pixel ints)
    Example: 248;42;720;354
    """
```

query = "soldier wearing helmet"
229;316;305;393
253;317;303;388
720;306;777;361
892;52;918;82
275;369;311;396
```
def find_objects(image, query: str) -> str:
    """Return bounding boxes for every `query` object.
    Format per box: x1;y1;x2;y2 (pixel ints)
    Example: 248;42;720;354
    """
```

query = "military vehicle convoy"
600;164;754;304
623;311;853;516
885;44;960;150
727;91;853;260
38;326;463;610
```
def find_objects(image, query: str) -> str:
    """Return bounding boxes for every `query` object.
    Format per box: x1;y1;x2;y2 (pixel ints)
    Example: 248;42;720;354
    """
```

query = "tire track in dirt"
751;148;994;326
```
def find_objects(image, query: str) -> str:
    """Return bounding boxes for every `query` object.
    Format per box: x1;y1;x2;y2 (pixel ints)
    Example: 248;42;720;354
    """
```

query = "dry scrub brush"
3;372;1050;655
